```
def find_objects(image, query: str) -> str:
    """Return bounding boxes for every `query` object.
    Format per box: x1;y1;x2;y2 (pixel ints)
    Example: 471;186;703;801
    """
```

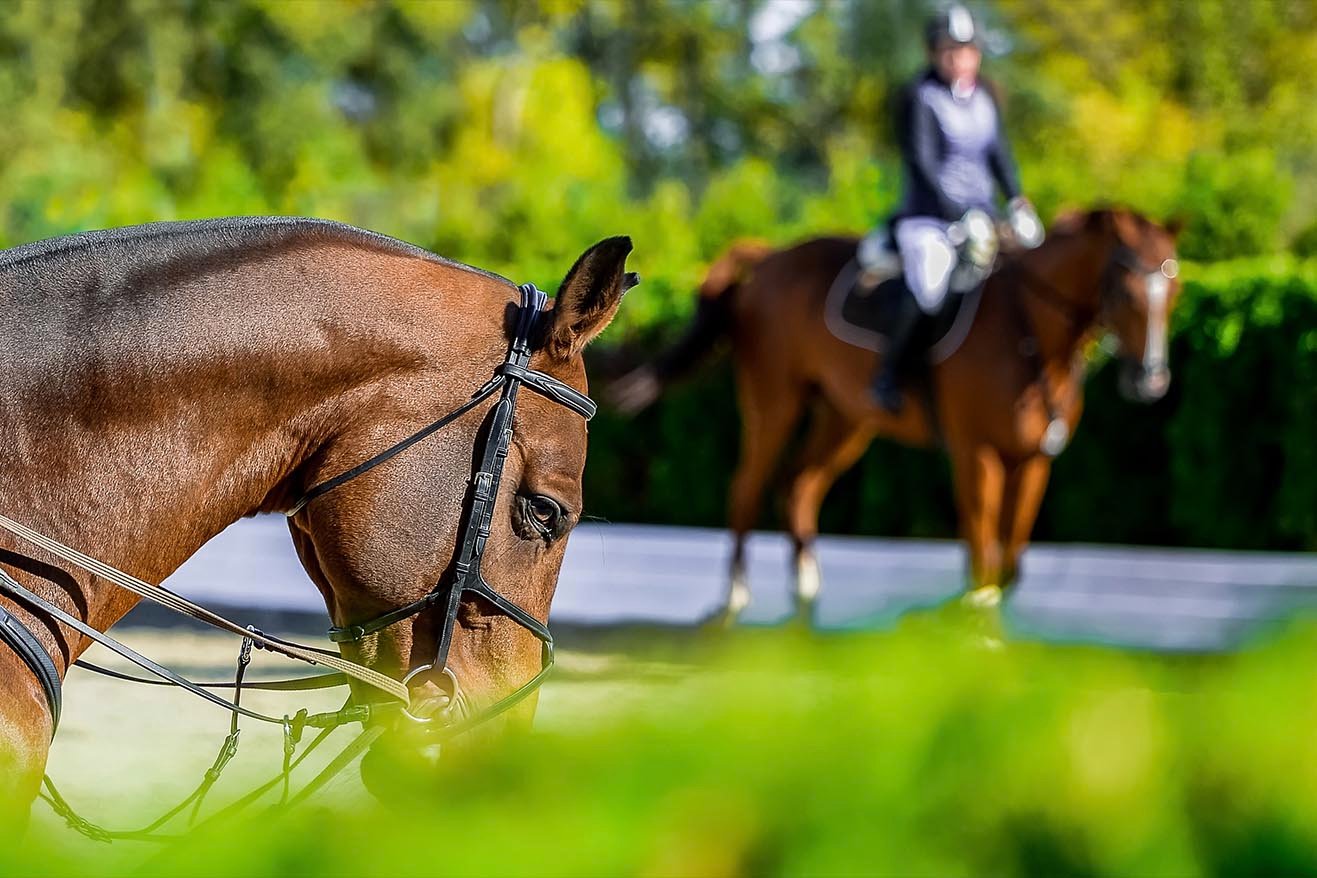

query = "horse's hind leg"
720;369;805;626
784;401;874;624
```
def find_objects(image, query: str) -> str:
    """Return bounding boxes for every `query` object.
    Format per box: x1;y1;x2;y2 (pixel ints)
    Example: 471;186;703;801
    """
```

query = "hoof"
961;584;1002;610
959;585;1006;645
710;567;751;629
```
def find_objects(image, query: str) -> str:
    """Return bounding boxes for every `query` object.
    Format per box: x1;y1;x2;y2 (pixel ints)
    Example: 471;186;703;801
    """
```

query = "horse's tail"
607;239;773;415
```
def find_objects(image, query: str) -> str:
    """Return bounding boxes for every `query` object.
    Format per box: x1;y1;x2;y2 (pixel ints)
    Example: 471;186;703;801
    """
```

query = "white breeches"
894;217;956;314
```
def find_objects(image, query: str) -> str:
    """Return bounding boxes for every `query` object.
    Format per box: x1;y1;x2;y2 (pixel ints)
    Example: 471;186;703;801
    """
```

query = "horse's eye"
518;494;564;539
529;496;560;526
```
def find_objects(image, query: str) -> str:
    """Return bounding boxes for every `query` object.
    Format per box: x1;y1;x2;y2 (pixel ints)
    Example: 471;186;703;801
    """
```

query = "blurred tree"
0;0;1310;263
0;0;1311;546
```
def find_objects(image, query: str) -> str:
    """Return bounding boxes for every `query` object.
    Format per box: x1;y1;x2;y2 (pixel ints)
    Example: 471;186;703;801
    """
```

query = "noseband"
288;283;595;730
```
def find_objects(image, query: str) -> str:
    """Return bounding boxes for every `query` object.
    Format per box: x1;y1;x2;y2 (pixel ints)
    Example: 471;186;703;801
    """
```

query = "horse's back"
725;235;864;393
734;235;856;326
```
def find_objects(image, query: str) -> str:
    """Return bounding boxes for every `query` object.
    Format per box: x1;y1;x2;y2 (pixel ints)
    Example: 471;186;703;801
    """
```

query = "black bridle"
288;282;595;730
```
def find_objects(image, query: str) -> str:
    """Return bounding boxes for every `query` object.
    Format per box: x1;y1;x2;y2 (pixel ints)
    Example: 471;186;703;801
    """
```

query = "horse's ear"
544;236;637;360
1109;209;1143;246
1164;216;1186;240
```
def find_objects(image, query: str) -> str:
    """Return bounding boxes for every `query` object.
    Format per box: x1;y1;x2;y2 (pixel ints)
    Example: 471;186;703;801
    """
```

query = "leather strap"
0;512;408;705
0;280;591;842
289;289;593;518
286;376;504;517
496;362;597;419
0;566;362;731
72;660;347;692
0;597;61;732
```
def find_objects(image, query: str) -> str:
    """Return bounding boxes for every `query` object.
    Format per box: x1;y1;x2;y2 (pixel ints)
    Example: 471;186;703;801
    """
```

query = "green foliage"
999;0;1315;246
0;0;1308;548
587;262;1317;551
1163;263;1317;548
0;0;1310;272
1176;151;1293;260
10;624;1317;876
1293;221;1317;260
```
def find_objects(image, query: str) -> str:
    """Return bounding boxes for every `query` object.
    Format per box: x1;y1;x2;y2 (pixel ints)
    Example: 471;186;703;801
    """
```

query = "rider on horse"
870;3;1043;413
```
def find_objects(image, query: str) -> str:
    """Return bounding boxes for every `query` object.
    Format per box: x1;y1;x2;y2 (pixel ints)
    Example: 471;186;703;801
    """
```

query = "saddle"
824;258;984;365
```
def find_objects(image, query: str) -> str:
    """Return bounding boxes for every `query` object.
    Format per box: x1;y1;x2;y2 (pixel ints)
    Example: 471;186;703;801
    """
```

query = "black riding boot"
872;290;924;414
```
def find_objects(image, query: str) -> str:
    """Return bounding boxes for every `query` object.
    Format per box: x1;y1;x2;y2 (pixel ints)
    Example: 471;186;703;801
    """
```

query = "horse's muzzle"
1119;360;1171;403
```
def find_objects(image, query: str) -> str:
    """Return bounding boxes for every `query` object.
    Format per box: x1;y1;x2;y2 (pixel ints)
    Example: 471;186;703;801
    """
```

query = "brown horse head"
0;219;634;817
1051;208;1182;402
285;236;637;735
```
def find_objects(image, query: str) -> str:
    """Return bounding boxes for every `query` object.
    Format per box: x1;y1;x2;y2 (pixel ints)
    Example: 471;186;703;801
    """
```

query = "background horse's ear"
545;236;637;359
1109;209;1144;247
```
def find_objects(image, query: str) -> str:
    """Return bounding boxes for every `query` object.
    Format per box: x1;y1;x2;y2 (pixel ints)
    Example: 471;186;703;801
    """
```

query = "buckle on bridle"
327;623;367;644
471;471;496;501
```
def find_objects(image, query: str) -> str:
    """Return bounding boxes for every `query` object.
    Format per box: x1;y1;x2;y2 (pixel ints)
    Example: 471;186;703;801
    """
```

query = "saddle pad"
824;259;983;364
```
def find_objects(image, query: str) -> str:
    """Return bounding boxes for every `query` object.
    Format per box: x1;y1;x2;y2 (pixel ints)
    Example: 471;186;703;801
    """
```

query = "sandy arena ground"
31;626;691;866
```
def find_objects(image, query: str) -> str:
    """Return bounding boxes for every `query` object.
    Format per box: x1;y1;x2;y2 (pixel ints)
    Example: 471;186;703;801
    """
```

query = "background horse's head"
287;237;636;742
1092;209;1183;402
1047;208;1183;402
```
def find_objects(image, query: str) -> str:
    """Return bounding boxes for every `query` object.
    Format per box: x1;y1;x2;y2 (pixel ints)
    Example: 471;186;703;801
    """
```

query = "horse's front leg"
998;454;1053;593
949;442;1007;609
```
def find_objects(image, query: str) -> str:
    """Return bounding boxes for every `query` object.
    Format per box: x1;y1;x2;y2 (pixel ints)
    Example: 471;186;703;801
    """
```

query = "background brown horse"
0;218;633;828
612;208;1180;625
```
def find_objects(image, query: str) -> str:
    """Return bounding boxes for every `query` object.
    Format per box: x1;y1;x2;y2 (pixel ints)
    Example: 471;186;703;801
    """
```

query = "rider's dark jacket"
892;68;1021;224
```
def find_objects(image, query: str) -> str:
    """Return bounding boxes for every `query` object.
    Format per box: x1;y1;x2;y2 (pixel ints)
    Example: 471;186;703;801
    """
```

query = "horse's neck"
0;260;427;636
1013;232;1108;364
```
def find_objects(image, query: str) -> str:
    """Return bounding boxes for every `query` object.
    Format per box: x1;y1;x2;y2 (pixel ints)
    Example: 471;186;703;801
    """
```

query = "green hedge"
19;625;1317;877
584;261;1317;551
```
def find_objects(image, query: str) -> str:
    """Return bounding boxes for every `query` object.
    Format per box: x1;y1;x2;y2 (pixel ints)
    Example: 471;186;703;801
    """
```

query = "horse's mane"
1047;205;1167;239
0;216;511;287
